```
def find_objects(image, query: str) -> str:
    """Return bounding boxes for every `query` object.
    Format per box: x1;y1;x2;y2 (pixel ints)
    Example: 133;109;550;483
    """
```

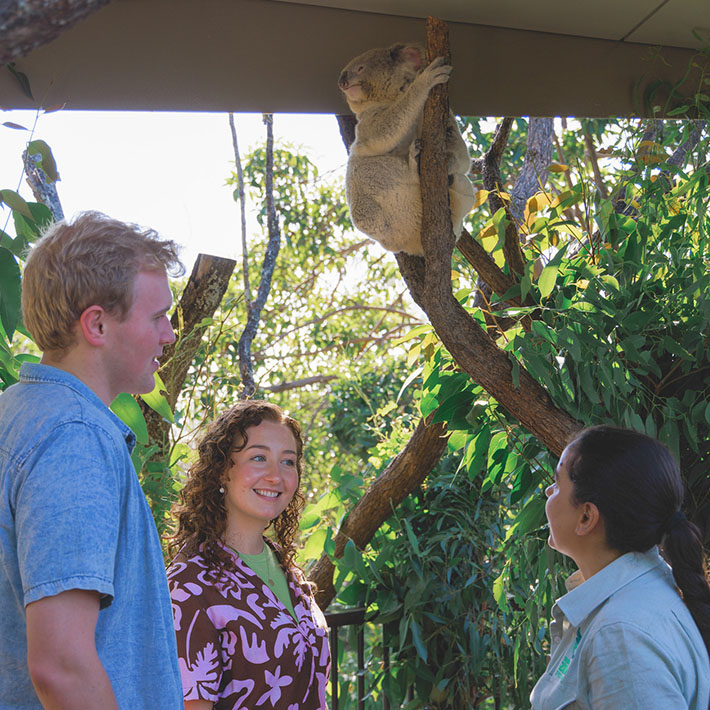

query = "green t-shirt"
235;543;297;620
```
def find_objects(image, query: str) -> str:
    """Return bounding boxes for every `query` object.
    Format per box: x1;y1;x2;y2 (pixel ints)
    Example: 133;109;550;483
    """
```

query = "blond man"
0;212;184;709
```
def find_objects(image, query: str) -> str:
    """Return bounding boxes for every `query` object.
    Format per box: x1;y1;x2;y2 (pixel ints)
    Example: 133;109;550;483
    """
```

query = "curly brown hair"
167;400;306;577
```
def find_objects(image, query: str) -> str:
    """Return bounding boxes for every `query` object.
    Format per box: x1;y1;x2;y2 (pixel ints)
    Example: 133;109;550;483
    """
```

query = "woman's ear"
78;305;107;347
575;502;602;537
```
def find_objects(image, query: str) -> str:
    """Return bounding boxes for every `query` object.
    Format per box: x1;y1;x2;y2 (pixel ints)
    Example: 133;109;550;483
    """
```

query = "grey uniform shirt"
530;548;710;710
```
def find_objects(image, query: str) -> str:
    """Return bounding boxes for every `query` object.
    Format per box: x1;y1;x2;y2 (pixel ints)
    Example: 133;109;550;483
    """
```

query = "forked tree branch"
396;19;581;455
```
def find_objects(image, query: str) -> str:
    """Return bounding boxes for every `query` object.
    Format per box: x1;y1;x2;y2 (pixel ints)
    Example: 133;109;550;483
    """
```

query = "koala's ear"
400;45;423;71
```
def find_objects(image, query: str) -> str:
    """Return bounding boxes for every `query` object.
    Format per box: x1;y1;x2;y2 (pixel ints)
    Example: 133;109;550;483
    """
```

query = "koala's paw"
409;138;423;170
418;56;452;89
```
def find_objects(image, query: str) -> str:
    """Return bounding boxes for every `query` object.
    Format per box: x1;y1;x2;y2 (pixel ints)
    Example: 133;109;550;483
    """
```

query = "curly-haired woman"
166;400;330;710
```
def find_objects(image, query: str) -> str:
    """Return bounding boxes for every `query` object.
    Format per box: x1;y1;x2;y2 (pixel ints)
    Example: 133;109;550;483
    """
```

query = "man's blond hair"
22;211;184;352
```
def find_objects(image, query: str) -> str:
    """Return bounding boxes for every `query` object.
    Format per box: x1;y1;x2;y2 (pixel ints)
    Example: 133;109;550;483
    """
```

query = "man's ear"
78;305;107;346
575;502;602;537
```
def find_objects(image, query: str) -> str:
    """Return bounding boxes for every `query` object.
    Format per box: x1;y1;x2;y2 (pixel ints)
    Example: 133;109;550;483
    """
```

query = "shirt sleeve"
15;422;121;607
168;561;224;702
581;621;688;709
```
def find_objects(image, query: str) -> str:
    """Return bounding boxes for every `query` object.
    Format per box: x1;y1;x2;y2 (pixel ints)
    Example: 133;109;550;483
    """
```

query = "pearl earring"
219;486;225;494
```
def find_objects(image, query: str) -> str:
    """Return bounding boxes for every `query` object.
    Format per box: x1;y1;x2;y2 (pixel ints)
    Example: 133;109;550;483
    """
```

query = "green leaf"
492;567;510;612
403;519;421;557
0;247;21;339
538;263;559;298
26;140;59;182
110;393;149;444
7;63;33;100
0;190;33;220
504;495;546;541
410;619;428;663
139;372;174;422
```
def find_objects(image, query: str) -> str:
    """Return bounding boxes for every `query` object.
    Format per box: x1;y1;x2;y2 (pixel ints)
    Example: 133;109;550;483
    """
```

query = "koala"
338;43;475;256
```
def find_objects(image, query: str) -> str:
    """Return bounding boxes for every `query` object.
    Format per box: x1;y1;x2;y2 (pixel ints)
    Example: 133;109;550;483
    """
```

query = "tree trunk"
0;0;111;65
140;253;236;445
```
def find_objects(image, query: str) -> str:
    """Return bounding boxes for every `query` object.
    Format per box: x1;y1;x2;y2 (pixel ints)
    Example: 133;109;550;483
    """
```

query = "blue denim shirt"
0;363;182;709
531;547;710;710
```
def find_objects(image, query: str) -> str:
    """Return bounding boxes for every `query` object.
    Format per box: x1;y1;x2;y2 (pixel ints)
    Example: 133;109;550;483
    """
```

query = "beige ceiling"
1;0;708;117
276;0;710;49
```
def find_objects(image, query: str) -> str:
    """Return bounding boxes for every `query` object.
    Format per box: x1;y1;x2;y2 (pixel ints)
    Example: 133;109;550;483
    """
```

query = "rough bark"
396;20;581;456
457;229;518;304
237;114;281;397
481;117;525;277
309;417;448;609
140;253;236;444
510;118;554;225
23;149;63;220
335;114;357;153
472;117;515;313
0;0;111;65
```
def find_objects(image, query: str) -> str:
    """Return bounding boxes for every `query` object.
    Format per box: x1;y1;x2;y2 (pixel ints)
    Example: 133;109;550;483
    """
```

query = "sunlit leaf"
139;372;174;422
472;189;489;208
0;247;21;339
26;140;59;182
110;393;149;445
0;190;33;219
538;263;559;298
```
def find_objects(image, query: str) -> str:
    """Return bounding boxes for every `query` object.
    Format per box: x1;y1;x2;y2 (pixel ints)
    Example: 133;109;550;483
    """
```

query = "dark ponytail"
566;425;710;654
662;514;710;655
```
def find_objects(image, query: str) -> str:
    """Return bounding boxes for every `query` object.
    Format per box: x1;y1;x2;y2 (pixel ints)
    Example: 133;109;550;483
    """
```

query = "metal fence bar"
330;625;339;710
325;608;367;710
357;622;365;709
382;626;390;710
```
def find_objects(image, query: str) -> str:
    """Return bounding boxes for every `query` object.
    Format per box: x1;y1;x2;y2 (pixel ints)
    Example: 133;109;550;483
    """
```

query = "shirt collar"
19;362;137;451
556;547;666;627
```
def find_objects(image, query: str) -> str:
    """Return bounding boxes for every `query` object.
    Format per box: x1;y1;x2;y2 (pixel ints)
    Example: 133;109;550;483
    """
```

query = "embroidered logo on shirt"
554;628;582;680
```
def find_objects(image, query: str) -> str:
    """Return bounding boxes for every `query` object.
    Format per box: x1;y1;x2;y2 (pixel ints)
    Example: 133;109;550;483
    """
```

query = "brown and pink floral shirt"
167;542;330;709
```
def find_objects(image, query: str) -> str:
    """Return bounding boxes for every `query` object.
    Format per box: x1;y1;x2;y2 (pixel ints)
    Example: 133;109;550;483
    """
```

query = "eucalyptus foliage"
323;116;710;709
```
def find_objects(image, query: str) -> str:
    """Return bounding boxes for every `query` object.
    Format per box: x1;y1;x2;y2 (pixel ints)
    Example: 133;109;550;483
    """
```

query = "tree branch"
140;253;236;443
582;121;608;199
482;117;525;277
262;375;337;393
237;113;281;398
22;149;63;220
0;0;112;65
510;118;554;225
396;20;581;455
335;114;357;153
308;416;448;608
456;228;518;303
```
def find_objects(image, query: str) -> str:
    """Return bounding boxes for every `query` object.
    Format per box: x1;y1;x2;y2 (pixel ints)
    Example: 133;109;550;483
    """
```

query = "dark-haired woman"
166;401;329;710
531;425;710;710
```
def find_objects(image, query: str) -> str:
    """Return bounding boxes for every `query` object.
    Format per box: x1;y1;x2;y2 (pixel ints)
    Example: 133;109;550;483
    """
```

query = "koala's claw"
419;56;453;87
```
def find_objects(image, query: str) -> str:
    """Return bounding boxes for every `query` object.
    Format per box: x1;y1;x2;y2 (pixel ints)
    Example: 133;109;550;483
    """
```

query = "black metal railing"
325;607;391;710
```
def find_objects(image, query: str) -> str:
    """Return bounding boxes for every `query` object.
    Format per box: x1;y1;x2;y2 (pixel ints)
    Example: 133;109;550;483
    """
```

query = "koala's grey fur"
338;43;475;256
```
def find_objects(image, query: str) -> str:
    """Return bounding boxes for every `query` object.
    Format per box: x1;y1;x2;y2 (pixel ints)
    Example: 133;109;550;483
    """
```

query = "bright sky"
0;110;349;271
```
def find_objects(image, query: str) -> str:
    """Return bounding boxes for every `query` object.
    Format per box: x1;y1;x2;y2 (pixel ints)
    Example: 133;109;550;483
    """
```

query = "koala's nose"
338;71;349;89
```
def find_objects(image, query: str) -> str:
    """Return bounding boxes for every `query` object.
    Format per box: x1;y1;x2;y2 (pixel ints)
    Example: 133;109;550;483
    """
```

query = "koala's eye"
357;65;364;72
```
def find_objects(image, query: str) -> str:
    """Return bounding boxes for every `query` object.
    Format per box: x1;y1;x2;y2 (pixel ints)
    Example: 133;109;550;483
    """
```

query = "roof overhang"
1;0;708;117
